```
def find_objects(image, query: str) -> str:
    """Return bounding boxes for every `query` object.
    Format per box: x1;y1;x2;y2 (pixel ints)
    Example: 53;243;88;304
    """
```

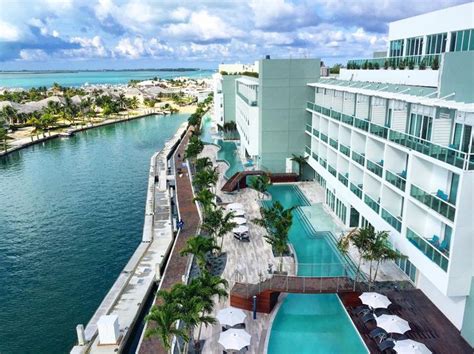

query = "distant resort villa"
0;3;473;354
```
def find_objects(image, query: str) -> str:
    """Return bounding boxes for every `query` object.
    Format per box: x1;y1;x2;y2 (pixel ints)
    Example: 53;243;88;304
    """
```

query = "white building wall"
339;69;439;87
236;95;259;157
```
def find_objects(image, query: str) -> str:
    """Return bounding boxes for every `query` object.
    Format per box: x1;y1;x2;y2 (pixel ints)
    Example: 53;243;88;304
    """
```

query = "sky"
0;0;469;70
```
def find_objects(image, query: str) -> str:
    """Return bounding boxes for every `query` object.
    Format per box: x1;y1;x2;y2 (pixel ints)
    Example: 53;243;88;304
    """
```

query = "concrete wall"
339;69;439;87
222;75;241;124
258;58;320;172
461;278;474;346
439;51;474;103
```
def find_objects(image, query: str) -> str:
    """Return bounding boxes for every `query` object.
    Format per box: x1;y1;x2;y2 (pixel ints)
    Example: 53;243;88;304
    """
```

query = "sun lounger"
378;339;395;353
374;308;391;317
362;313;376;324
369;327;388;342
354;305;371;316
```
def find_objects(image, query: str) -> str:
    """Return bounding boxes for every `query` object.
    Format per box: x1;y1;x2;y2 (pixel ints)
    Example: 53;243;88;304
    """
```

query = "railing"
385;170;406;191
319;158;327;168
350;183;363;199
339;143;350;157
364;194;380;214
305;145;311;155
236;90;257;106
347;54;441;68
352;151;365;167
305;124;312;133
367;159;383;177
406;228;449;272
410;184;456;222
328;164;337;177
329;138;339;149
338;173;349;186
313;128;320;138
320;132;328;143
306;102;473;170
381;208;402;232
312;152;319;161
331;110;341;121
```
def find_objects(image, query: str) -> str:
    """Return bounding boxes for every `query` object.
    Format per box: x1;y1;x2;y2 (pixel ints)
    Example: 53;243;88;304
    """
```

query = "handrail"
406;227;449;271
410;183;456;221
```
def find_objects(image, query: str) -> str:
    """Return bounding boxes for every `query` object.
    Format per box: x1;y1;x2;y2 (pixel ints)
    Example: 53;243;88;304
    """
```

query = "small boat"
59;130;75;138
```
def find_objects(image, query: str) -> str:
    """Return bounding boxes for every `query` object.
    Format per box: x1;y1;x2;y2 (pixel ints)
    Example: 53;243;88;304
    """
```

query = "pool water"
200;116;244;179
265;184;367;354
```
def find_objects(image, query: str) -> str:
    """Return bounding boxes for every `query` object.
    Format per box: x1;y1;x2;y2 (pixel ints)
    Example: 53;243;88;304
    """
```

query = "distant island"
0;68;205;74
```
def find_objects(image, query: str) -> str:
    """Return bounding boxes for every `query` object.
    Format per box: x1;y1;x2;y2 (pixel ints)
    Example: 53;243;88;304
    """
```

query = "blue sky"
0;0;469;70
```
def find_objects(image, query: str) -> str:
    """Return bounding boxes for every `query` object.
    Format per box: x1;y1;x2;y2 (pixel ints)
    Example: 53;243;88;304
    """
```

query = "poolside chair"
378;339;395;353
362;313;376;324
374;308;391;317
354;305;370;316
438;239;449;253
369;327;388;342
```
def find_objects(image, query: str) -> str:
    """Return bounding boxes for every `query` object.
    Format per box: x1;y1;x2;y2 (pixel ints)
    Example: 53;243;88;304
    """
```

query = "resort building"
235;58;320;172
305;2;474;345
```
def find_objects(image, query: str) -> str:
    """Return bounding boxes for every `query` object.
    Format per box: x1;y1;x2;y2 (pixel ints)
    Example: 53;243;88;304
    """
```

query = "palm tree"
185;136;204;163
291;154;308;180
367;231;404;283
201;208;236;252
145;303;188;353
0;125;8;152
249;174;272;199
193;167;218;191
180;236;220;272
264;232;288;272
1;106;17;126
195;157;213;172
193;188;216;215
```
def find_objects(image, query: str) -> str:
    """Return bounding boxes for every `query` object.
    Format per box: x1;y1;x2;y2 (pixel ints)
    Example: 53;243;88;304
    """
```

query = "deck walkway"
339;289;472;354
138;128;201;354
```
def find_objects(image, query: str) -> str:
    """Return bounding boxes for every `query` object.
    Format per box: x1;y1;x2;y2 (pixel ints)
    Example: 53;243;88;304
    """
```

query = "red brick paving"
139;128;200;354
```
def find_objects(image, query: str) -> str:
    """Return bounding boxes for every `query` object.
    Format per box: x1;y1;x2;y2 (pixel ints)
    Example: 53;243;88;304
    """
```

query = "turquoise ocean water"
0;69;214;89
0;114;187;353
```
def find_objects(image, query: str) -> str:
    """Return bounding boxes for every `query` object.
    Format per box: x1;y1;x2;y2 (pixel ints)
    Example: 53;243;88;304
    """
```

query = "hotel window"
426;33;447;54
450;29;474;52
408;113;433;141
389;39;404;57
395;257;417;283
452;123;473;153
406;36;423;56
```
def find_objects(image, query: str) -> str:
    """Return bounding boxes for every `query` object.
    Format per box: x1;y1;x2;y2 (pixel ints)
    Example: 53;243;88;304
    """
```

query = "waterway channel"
0;114;188;354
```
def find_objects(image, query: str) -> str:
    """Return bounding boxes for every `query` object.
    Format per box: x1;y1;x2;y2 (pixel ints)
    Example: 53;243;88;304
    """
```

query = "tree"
249;174;272;199
1;106;17;126
202;208;236;252
180;236;220;272
195;157;213;172
193;167;218;191
193;188;216;215
185;136;204;163
329;64;341;74
291;154;308;180
0;125;8;152
366;231;404;283
145;303;188;353
431;56;439;70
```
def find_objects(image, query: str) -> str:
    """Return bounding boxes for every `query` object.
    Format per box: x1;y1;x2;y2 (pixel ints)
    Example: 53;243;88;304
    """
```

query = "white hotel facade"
306;3;474;343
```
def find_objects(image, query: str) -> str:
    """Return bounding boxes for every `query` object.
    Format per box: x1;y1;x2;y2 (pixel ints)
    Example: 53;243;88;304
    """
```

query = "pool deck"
340;290;472;354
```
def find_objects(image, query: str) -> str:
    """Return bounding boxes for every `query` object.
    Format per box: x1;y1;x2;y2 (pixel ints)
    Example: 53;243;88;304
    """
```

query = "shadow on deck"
221;171;298;192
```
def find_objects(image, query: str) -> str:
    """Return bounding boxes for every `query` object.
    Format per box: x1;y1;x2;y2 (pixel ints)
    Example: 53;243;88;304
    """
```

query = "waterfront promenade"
139;127;201;354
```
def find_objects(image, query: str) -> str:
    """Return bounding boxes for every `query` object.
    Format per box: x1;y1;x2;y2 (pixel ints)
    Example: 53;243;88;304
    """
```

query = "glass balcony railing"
381;208;402;232
339;143;350;157
312;128;320;138
338;173;349;186
328;164;337;177
320;133;328;143
329;138;338;149
330;110;341;121
237;91;257;106
410;184;456;221
364;194;380;214
367;159;383;177
385;170;406;191
347;54;441;69
305;124;312;133
406;228;449;272
312;152;319;161
319;158;327;168
352;151;365;167
307;102;474;170
305;145;311;155
350;183;363;199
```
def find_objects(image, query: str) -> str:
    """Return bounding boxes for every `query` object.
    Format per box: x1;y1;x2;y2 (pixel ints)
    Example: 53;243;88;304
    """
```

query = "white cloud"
18;49;49;61
250;0;296;29
113;37;173;59
251;30;295;46
165;10;243;43
0;20;22;41
65;36;109;58
170;7;191;22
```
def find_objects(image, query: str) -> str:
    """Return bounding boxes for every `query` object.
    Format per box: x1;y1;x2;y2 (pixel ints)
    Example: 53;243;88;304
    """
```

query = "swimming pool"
265;184;367;354
200;116;244;179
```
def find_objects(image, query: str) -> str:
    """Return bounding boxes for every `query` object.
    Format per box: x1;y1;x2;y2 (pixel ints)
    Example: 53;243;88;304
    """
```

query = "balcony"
352;151;365;167
347;54;441;69
305;145;311;155
350;183;363;199
367;159;383;178
319;158;327;169
312;128;320;138
305;124;312;133
381;208;402;232
320;133;328;143
385;170;406;192
410;184;456;222
328;164;337;177
330;110;341;121
364;194;380;214
338;173;349;186
312;152;319;161
306;102;474;170
339;143;350;157
406;228;449;272
237;90;257;106
329;138;338;150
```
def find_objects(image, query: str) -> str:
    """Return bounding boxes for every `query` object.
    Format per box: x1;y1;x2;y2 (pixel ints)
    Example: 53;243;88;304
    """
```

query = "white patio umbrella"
376;314;411;334
226;203;244;211
394;339;432;354
216;307;247;327
218;328;251;351
232;209;246;217
359;292;392;309
233;217;247;225
233;225;249;234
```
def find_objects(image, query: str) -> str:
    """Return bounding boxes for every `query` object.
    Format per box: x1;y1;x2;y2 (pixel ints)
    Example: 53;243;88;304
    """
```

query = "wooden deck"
339;289;472;354
139;128;201;354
